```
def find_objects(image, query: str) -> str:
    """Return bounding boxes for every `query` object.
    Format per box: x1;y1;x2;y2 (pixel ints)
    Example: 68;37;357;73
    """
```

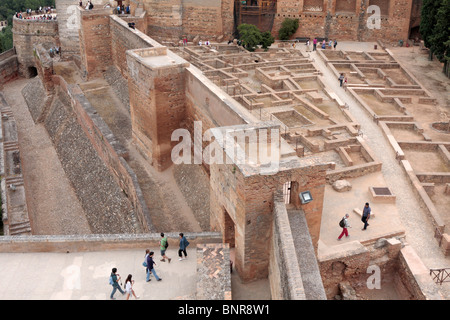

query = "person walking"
313;37;317;51
337;214;351;240
146;251;162;282
178;233;190;261
109;268;125;300
333;39;338;50
338;73;345;87
143;248;150;269
124;274;140;300
160;233;171;263
362;202;371;230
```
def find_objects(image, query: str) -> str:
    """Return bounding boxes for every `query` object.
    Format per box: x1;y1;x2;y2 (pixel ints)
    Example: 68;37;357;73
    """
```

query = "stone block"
332;179;352;192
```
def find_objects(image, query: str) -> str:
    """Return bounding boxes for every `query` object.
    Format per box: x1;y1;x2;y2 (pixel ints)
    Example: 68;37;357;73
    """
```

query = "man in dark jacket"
178;233;190;261
146;251;162;282
362;202;371;230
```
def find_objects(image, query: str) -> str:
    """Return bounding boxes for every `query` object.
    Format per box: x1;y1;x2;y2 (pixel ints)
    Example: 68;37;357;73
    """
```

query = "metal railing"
430;268;450;285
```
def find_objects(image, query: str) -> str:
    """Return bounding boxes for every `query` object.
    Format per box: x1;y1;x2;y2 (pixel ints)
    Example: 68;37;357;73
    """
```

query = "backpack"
164;238;169;249
109;276;114;286
339;217;346;228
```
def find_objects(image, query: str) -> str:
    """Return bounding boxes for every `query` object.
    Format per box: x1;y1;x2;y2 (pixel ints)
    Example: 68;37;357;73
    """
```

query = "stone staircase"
0;92;32;236
3;175;32;236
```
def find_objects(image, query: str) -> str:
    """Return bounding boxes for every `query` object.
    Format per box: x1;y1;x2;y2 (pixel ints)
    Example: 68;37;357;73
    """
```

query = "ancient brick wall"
142;0;233;42
272;0;413;42
144;0;184;40
269;200;306;299
126;47;188;171
209;138;328;282
33;44;55;93
360;0;413;42
78;8;112;80
110;15;161;80
55;0;81;60
181;0;223;40
12;17;59;77
0;50;19;87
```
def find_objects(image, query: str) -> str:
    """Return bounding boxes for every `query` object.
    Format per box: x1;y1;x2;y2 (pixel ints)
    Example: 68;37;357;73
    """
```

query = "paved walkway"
304;44;450;298
0;248;197;300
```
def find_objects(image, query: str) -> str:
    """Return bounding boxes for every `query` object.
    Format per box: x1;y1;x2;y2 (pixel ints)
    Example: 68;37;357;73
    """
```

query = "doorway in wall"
28;66;38;78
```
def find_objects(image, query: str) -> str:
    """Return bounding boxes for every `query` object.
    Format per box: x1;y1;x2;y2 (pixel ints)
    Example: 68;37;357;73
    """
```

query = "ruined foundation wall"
396;245;444;300
317;237;443;300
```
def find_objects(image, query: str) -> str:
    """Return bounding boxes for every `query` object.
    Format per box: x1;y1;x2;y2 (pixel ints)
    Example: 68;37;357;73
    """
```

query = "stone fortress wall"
133;0;415;44
12;16;59;77
1;0;446;300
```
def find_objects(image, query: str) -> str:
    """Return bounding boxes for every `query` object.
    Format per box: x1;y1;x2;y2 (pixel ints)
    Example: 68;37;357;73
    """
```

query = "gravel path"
308;47;450;298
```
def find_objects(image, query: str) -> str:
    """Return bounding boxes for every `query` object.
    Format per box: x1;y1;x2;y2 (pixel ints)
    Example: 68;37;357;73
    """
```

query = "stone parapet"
0;232;222;253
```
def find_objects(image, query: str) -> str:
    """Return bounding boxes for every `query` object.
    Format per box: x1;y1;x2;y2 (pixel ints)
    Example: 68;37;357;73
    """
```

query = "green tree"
420;0;450;74
0;0;55;53
429;0;450;72
420;0;440;58
238;23;262;52
278;18;299;41
260;31;274;51
0;26;14;53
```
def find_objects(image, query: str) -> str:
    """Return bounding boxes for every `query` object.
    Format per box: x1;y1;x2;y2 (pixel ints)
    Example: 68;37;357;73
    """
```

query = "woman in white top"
124;274;140;300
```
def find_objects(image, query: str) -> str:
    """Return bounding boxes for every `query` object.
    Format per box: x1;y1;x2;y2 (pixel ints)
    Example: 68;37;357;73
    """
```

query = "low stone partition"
269;201;306;300
380;121;449;254
0;232;222;253
400;160;446;248
326;136;382;183
397;245;444;299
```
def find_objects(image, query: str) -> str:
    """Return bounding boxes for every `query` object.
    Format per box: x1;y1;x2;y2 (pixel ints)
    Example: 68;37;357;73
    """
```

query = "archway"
28;66;38;78
224;209;235;248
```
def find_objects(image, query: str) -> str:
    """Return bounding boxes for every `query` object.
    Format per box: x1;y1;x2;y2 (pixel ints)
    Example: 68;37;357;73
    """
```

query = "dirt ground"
2;79;91;235
388;46;450;110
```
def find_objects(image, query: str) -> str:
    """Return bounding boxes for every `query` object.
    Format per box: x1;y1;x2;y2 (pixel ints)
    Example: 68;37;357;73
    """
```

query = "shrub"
260;31;274;51
278;18;299;41
237;23;262;52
